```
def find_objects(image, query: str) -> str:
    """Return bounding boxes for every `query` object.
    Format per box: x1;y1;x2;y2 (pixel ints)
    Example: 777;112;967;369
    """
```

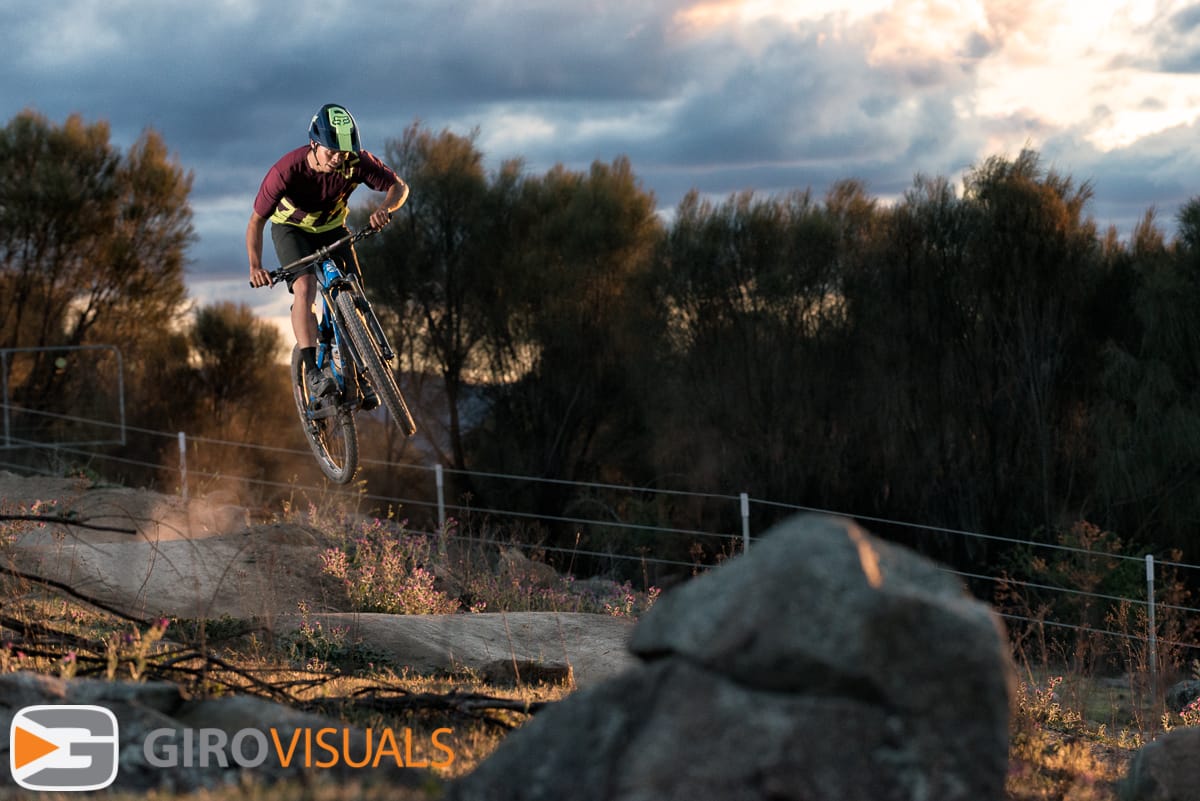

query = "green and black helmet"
308;104;361;153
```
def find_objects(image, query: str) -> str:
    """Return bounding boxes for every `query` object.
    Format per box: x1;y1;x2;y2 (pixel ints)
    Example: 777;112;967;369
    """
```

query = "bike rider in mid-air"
246;103;409;408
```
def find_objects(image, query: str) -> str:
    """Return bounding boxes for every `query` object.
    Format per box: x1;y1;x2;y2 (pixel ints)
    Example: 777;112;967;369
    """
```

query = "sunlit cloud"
968;0;1197;152
864;0;988;68
472;110;559;156
675;0;890;29
676;0;1197;156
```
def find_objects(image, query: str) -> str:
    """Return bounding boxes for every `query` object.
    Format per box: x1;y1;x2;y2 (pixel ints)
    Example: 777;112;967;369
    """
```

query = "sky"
4;0;1200;331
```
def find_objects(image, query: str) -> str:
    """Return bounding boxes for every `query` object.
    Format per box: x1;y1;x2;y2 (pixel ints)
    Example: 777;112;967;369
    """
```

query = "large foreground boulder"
1120;727;1200;800
448;514;1016;801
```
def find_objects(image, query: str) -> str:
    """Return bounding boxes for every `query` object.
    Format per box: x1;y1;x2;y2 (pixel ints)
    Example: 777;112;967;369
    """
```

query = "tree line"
3;109;1199;577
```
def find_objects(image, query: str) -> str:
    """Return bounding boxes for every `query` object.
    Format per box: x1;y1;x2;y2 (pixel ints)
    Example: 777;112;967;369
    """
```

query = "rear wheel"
290;345;359;483
335;291;417;436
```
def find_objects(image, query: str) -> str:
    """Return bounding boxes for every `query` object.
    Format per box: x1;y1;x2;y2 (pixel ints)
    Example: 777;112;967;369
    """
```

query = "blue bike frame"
306;247;397;412
313;257;356;400
256;224;416;482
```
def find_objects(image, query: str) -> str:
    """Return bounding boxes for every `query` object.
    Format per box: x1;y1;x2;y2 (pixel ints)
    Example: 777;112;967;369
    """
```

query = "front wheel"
335;291;417;436
290;345;359;483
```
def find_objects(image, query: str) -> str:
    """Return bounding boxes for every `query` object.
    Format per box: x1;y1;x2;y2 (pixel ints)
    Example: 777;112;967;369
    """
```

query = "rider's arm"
247;212;271;287
368;177;409;230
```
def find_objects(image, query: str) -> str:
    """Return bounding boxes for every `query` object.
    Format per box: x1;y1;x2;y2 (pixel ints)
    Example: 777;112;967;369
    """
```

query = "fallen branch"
0;562;152;628
320;686;551;730
0;513;137;535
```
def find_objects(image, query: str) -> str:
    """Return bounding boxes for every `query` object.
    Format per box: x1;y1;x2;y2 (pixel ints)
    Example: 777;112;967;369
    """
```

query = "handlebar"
251;222;386;288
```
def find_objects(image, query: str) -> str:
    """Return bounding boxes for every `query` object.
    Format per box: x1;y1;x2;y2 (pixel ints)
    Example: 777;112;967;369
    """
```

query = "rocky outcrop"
1120;727;1200;801
447;514;1016;801
1165;678;1200;713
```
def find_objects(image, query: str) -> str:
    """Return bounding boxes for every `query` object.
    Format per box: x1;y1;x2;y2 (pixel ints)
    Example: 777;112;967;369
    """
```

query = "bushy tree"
191;301;285;430
0;109;193;445
650;185;854;509
486;157;661;483
167;302;293;495
1087;204;1200;548
359;123;502;471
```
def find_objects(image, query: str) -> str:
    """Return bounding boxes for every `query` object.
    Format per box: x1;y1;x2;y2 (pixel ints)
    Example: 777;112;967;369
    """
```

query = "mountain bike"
256;226;416;484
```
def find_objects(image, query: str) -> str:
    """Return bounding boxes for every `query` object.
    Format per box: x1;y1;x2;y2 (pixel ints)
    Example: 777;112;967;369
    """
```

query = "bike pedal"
308;398;337;419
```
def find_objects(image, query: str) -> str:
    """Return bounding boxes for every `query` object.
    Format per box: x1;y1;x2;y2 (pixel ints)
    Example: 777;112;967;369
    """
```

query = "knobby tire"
335;291;417;436
290;345;359;484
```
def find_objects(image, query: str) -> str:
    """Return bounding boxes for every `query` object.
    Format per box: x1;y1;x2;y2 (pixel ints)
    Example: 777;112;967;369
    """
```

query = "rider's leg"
272;223;334;396
291;273;332;398
275;259;329;405
295;280;333;399
291;273;320;350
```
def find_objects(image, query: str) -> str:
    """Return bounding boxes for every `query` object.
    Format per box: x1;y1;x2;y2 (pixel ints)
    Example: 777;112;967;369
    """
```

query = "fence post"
1147;554;1158;705
740;492;750;552
436;464;446;530
178;432;188;502
1;350;8;448
435;463;447;560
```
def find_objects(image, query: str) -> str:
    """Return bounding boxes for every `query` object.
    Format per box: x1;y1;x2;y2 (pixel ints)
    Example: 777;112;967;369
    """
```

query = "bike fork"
344;276;396;361
360;299;396;361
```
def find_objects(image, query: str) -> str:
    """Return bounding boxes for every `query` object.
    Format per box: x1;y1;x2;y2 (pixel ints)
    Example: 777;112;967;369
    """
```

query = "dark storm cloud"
0;0;712;282
3;3;693;182
388;2;689;103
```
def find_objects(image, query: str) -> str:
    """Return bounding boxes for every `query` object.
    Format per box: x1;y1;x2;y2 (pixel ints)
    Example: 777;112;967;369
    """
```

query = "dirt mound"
1;471;331;619
0;473;635;686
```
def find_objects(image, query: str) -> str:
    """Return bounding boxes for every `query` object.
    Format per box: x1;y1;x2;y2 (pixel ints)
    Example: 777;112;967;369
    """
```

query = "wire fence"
2;400;1199;695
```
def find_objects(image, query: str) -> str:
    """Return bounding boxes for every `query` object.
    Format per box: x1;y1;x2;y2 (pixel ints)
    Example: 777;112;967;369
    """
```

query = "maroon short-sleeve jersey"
253;145;399;233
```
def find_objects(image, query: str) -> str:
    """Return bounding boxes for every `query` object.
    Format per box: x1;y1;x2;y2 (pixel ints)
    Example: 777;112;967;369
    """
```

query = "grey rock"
1120;727;1200;801
448;514;1016;801
1165;679;1200;713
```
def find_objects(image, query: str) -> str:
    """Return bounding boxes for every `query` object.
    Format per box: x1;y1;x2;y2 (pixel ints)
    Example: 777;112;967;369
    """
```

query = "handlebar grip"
250;270;284;288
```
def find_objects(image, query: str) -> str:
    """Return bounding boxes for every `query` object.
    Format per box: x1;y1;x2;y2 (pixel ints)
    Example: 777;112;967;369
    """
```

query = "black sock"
301;347;318;371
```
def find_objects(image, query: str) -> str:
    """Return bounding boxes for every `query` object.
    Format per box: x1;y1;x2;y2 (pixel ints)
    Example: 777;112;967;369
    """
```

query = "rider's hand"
369;207;392;231
249;265;272;288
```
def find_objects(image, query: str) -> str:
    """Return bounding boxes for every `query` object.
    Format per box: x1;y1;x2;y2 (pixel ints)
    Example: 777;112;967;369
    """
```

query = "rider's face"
312;144;351;172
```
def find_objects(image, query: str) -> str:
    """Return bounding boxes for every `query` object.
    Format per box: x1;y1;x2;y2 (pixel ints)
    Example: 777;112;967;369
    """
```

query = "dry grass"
1004;666;1159;801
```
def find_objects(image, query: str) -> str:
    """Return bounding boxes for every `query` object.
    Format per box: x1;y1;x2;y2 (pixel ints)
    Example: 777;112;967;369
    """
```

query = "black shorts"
270;223;361;293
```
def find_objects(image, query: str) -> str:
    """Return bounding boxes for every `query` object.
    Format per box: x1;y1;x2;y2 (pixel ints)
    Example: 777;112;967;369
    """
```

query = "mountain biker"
246;103;409;408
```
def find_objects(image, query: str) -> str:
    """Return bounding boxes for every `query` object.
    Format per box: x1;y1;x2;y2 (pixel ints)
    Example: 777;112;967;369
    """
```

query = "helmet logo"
328;108;353;128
